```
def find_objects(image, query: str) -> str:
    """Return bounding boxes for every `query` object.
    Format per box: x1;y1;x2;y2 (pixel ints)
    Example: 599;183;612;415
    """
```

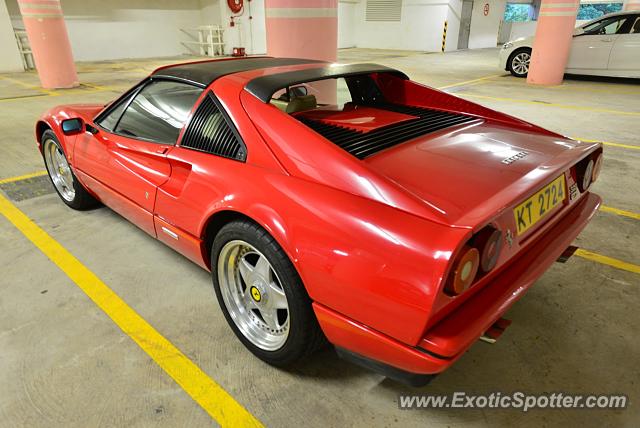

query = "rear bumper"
314;192;601;376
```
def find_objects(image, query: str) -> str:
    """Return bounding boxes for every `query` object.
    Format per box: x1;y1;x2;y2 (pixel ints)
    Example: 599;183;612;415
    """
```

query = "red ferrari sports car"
36;57;602;386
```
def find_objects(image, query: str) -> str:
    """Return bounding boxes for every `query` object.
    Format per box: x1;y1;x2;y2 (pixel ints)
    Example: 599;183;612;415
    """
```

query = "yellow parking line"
0;170;47;184
575;249;640;275
600;205;640;220
572;137;640;151
437;74;504;90
0;192;263;428
456;93;640;116
0;75;59;96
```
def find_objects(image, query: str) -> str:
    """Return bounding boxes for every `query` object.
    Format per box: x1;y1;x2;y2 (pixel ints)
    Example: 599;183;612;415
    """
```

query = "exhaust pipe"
556;245;579;263
479;317;512;344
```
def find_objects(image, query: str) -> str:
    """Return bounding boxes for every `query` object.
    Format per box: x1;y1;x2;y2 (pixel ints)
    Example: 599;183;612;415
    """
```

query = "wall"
4;0;267;62
445;0;463;51
338;0;357;48
506;19;591;41
217;0;266;55
468;0;507;49
351;0;450;52
6;0;205;61
0;0;23;72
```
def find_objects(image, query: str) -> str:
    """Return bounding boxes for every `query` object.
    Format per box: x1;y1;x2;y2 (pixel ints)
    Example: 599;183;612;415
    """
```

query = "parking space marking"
573;137;640;151
575;249;640;275
600;205;640;221
0;192;263;428
0;75;59;96
437;74;504;90
0;171;47;184
455;93;640;117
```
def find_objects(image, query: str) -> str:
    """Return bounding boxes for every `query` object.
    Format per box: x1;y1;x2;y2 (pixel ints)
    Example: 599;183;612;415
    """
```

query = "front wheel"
211;220;325;367
508;48;532;78
42;130;98;210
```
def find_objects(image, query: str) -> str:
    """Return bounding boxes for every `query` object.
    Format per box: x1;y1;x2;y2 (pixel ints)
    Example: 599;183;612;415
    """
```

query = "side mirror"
61;118;84;135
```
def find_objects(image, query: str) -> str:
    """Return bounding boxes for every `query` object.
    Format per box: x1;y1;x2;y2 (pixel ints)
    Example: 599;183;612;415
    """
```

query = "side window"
631;17;640;34
115;80;203;145
583;16;629;35
98;95;131;132
179;94;246;161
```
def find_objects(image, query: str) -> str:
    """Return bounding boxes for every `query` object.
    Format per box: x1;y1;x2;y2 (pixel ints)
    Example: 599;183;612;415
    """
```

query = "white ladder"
14;29;34;70
181;25;225;57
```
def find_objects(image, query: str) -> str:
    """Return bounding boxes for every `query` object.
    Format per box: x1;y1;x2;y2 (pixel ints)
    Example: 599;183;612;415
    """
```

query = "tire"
212;220;325;367
508;48;532;78
42;130;99;210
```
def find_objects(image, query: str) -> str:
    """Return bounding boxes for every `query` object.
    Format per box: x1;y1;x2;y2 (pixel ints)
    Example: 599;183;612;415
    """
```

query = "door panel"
75;170;157;237
608;18;640;71
568;15;632;70
568;35;618;69
74;130;172;233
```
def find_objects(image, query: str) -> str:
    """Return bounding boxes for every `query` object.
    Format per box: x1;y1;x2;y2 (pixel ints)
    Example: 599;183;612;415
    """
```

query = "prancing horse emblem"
505;229;514;248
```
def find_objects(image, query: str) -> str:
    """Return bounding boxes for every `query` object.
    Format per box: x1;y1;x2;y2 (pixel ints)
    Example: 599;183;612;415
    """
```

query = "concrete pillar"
624;0;640;11
17;0;78;88
265;0;337;62
265;0;337;103
0;0;24;72
527;0;579;86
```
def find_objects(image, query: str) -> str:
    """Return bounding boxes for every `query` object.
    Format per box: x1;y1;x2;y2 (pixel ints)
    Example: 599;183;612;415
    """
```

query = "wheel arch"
35;120;54;153
507;46;532;76
201;208;297;274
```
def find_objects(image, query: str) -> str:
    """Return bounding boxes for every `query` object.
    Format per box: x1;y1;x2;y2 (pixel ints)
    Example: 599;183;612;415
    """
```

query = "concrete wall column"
265;0;337;62
265;0;337;103
624;0;640;11
527;0;579;86
18;0;78;88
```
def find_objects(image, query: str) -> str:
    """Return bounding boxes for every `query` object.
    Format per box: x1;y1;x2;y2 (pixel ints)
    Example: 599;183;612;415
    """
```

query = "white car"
499;11;640;78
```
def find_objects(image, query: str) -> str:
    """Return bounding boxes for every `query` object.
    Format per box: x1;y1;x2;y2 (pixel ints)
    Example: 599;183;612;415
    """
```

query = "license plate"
514;175;566;235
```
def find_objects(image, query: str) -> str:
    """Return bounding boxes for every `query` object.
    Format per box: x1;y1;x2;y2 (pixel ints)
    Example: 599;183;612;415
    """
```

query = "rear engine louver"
180;95;246;161
298;104;478;159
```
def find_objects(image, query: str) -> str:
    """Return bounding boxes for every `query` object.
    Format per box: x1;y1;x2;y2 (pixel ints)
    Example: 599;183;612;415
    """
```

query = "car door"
608;15;640;72
567;15;633;70
74;79;203;236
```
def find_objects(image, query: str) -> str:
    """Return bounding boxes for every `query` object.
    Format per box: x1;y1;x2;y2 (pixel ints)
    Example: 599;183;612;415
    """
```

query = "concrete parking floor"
0;48;639;427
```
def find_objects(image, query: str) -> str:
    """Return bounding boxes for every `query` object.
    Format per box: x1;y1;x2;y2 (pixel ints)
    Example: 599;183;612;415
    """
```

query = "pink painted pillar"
527;0;579;86
18;0;78;88
265;0;337;103
624;0;640;11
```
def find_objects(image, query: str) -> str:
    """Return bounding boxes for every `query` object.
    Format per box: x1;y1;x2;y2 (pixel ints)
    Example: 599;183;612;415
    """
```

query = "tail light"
592;153;603;183
445;246;479;296
576;155;597;192
475;228;503;272
444;226;502;296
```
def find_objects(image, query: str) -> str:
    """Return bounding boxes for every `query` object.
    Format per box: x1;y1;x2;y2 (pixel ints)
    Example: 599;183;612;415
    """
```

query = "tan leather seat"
286;95;317;114
271;99;289;112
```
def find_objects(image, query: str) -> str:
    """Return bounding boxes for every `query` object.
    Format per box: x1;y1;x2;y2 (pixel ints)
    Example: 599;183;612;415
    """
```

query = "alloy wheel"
217;240;290;351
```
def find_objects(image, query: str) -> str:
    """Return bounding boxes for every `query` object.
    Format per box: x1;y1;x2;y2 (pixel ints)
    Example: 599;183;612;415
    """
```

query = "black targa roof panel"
152;57;325;87
244;63;410;102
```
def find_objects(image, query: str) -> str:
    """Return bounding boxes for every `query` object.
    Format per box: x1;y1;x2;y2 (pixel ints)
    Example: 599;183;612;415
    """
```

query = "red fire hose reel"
228;0;247;56
228;0;243;14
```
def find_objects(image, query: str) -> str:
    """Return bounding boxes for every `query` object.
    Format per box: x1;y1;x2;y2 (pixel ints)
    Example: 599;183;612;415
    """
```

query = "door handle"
156;146;169;154
601;38;614;43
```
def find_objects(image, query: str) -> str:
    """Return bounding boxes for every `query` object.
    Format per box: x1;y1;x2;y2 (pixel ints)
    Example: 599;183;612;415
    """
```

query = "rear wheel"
212;220;325;367
42;130;98;210
508;48;532;78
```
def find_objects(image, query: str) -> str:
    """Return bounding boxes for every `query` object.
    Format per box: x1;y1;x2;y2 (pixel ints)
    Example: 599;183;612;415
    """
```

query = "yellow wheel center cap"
250;286;262;302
